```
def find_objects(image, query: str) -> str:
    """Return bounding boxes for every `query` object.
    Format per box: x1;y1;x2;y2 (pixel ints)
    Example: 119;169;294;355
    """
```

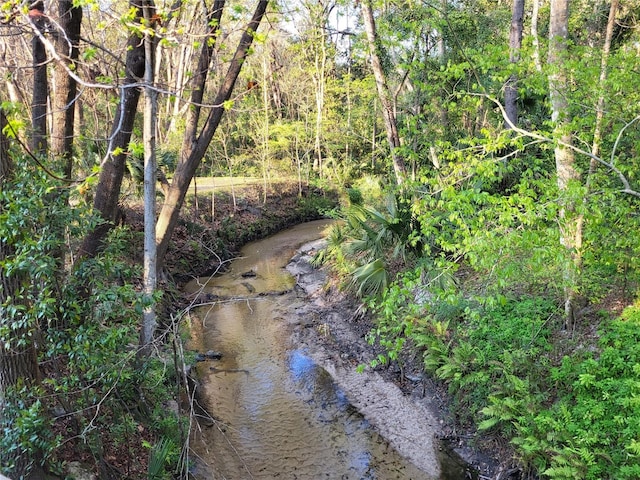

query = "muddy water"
186;221;462;480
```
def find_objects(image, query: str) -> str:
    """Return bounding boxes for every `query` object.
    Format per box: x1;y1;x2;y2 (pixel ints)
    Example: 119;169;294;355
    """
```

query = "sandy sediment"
286;240;445;479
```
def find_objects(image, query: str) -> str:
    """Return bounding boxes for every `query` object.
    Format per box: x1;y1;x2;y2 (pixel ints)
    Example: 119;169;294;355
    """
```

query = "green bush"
530;307;640;479
0;392;57;476
474;304;640;479
0;159;183;478
346;186;363;205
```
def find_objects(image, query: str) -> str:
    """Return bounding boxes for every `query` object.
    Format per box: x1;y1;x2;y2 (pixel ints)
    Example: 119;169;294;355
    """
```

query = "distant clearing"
186;176;299;194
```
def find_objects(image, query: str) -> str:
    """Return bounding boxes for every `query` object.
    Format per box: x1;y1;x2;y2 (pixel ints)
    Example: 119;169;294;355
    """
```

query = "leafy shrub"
0;392;57;476
295;194;337;219
528;307;640;479
346;186;363;205
44;229;184;478
1;159;183;478
473;304;640;479
423;296;558;424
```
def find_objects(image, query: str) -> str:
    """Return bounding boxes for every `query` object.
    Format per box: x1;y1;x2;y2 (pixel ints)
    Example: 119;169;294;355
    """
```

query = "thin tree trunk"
360;0;406;185
344;6;352;165
313;35;326;175
437;0;446;60
269;49;283;117
531;0;542;72
590;0;618;161
573;0;619;309
79;0;146;258
302;0;333;176
180;1;225;158
261;50;270;203
51;0;82;178
167;44;191;133
371;97;377;170
155;1;269;268
0;109;12;180
437;0;448;133
504;0;524;128
30;1;48;155
1;38;24;105
140;0;158;354
295;115;303;195
548;0;579;329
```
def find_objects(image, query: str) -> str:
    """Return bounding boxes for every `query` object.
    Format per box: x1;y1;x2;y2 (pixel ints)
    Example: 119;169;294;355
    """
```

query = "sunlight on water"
187;221;473;480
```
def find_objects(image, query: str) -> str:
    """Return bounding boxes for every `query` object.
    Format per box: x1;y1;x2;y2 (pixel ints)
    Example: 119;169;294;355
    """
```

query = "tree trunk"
180;1;225;158
360;0;406;185
0;110;12;180
1;36;26;105
140;0;158;354
166;44;194;134
590;0;618;161
261;49;270;203
573;0;619;316
504;0;524;129
437;0;448;133
51;0;82;178
30;2;48;155
155;1;268;268
312;38;326;175
548;0;579;329
79;0;146;258
301;0;334;176
531;0;542;72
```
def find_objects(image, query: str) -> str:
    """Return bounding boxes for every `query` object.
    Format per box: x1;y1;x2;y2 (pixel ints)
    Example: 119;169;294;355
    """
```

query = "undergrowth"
318;176;640;479
366;265;640;479
0;161;185;479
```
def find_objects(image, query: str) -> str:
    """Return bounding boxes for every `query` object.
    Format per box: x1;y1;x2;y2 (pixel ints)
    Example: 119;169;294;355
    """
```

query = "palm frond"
352;258;389;297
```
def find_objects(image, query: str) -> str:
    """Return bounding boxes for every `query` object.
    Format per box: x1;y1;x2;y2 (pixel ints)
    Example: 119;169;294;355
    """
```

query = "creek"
185;220;474;480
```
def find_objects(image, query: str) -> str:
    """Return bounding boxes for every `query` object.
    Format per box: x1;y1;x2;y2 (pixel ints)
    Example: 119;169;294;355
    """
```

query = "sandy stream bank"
284;239;500;480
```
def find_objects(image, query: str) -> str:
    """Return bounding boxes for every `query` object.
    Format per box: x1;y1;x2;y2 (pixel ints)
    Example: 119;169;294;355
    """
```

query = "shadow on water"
438;441;479;480
187;220;478;480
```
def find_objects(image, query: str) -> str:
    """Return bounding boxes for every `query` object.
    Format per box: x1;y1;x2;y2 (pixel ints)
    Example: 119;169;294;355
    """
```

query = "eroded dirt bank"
286;239;500;479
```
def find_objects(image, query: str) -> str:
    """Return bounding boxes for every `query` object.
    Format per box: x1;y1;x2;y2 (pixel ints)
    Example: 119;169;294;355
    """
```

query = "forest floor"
145;180;512;479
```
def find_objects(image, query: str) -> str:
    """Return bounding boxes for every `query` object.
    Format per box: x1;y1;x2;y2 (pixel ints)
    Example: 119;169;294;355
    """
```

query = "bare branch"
479;93;640;198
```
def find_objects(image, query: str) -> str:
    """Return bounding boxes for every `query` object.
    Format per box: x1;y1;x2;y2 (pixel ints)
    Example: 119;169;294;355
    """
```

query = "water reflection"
289;349;315;381
289;349;352;412
288;349;382;478
189;221;466;479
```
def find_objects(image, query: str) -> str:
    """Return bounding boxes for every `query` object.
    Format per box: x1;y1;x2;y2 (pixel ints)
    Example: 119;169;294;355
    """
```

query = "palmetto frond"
352;258;389;297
